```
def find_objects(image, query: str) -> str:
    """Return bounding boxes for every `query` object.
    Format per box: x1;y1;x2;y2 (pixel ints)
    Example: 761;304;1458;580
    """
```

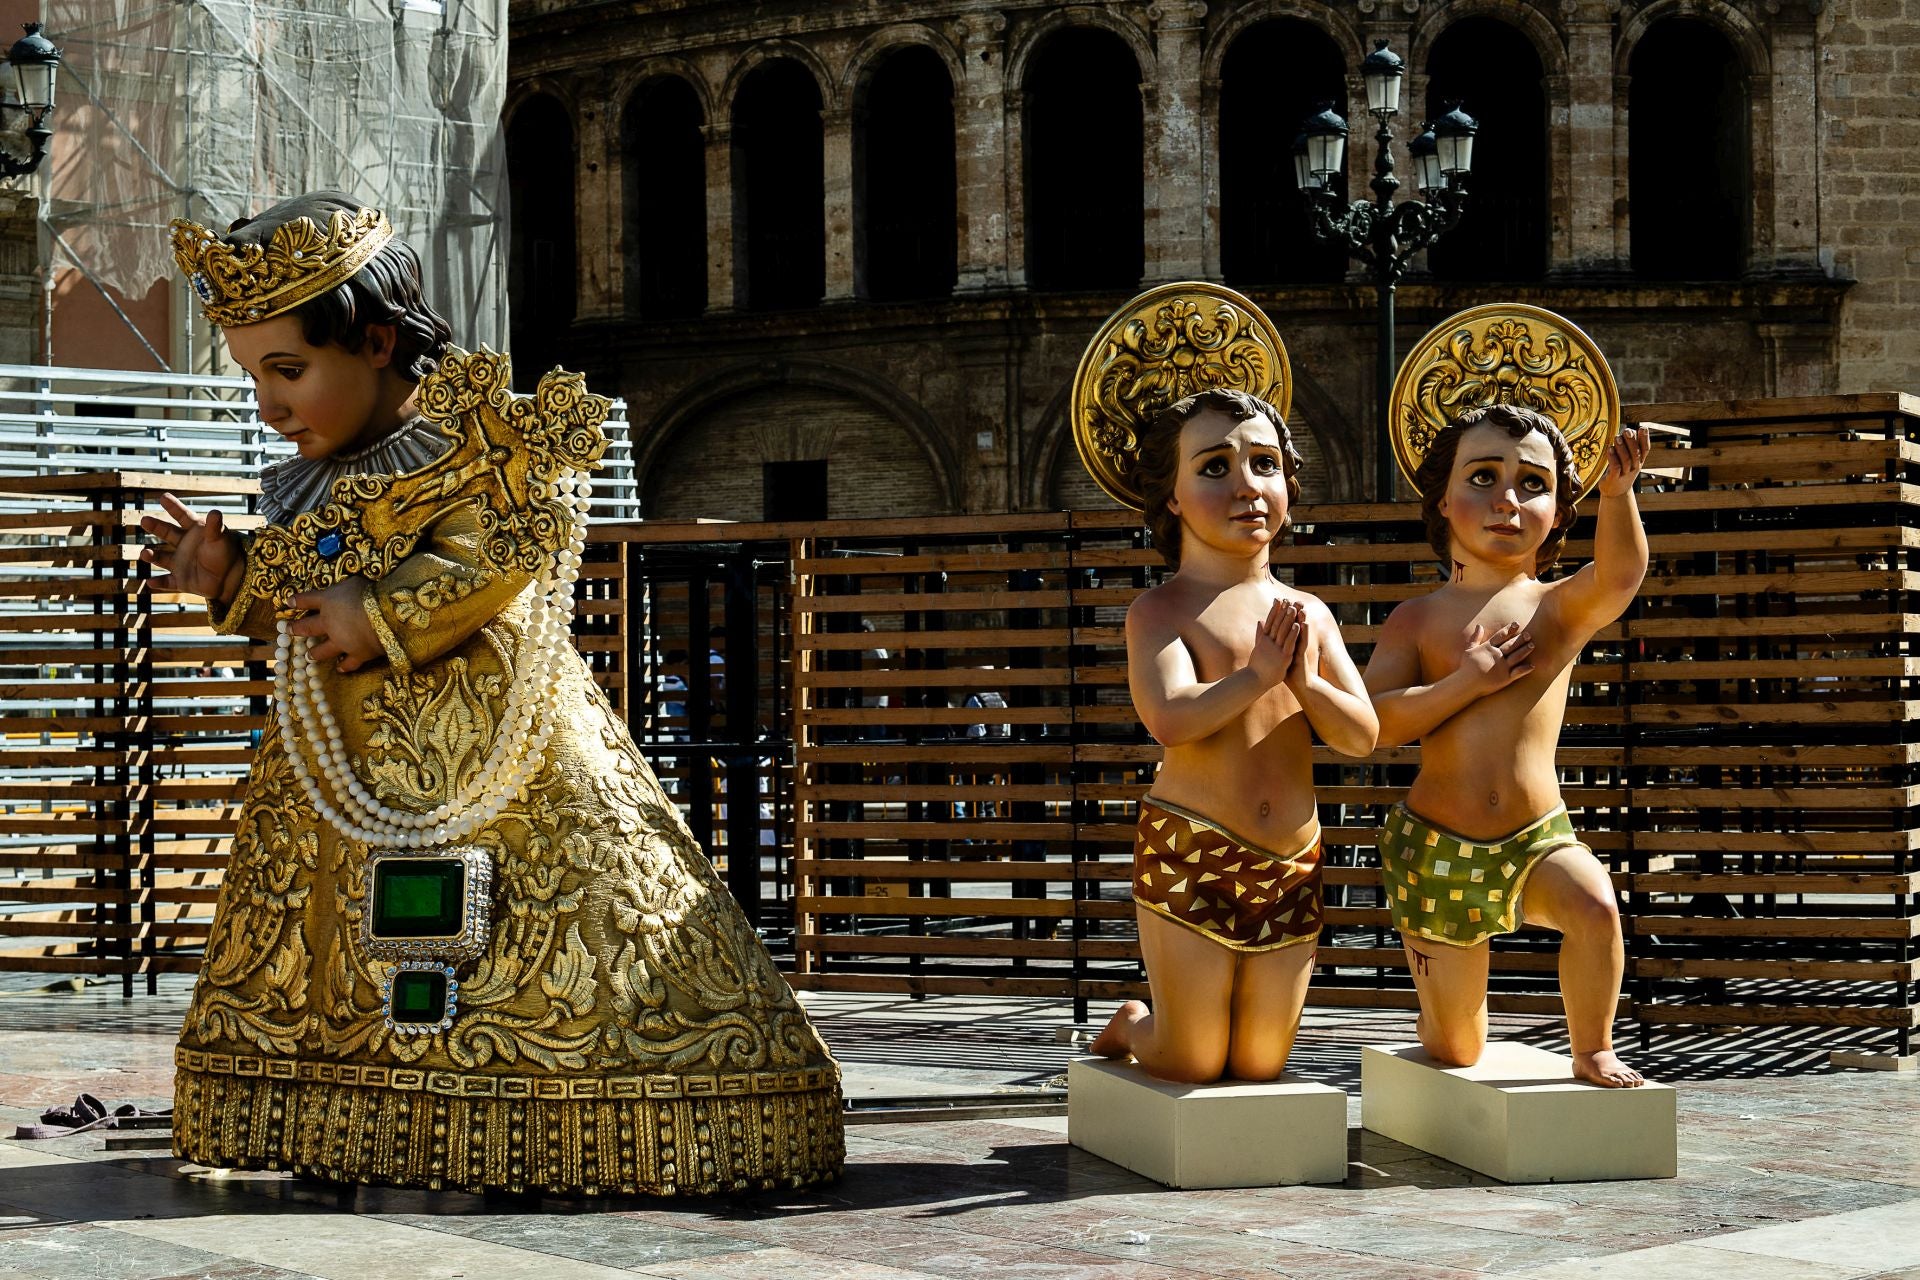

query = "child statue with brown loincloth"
1084;384;1378;1083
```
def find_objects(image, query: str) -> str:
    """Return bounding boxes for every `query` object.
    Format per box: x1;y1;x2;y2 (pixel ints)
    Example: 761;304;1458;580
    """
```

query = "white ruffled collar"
258;415;453;524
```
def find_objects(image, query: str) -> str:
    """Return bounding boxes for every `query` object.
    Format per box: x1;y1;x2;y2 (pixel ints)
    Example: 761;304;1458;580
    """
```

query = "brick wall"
1821;0;1920;394
642;383;949;521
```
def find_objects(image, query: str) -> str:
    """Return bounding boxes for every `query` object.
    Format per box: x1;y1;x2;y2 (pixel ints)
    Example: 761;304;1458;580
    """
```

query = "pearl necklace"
273;470;594;848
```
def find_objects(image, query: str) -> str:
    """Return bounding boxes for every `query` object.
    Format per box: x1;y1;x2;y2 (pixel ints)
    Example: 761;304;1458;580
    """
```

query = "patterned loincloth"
1132;797;1322;952
1379;803;1585;947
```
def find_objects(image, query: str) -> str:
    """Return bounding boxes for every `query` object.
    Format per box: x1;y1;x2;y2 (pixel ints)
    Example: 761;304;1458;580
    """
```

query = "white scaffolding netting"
45;0;509;367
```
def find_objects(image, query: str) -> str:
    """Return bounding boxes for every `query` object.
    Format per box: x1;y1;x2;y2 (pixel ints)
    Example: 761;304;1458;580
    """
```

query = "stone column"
572;78;621;322
1001;87;1029;290
822;106;862;301
1610;72;1632;266
953;12;1011;292
1747;74;1776;272
703;122;743;312
1759;322;1836;396
1559;11;1619;272
1199;73;1224;279
1144;1;1207;283
1768;20;1819;273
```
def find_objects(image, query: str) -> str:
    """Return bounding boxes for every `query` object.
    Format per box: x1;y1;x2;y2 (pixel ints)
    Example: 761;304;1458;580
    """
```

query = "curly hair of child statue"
1414;404;1582;575
1133;387;1304;568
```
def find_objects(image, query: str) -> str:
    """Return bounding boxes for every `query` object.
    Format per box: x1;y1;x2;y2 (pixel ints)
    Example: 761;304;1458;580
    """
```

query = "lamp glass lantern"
1433;103;1479;177
7;23;60;119
1290;132;1321;191
1409;125;1445;194
1360;39;1404;117
1301;103;1348;184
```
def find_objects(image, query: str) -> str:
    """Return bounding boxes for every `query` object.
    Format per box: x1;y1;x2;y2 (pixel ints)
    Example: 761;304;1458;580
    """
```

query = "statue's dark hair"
1414;403;1581;574
222;190;453;382
1133;387;1303;569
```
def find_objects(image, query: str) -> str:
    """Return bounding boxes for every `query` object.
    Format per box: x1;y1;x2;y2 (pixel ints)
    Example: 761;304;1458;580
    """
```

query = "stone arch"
1284;369;1362;502
853;41;959;301
635;360;962;516
1420;14;1553;280
1409;0;1567;81
1005;6;1155;89
622;74;708;320
1201;0;1366;80
613;59;714;127
841;23;966;102
1616;0;1770;274
505;91;576;390
1021;21;1146;291
503;78;577;131
730;58;826;310
721;39;840;118
1616;0;1770;81
1622;14;1754;279
1215;16;1352;286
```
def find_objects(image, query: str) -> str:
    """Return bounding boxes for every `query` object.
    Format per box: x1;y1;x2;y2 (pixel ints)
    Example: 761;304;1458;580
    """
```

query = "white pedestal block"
1361;1042;1676;1183
1067;1056;1347;1188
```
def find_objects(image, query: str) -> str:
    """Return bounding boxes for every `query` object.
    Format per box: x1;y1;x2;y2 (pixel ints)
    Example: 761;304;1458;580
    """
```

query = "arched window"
1630;20;1748;279
624;77;707;320
1025;27;1143;291
858;46;957;301
1424;18;1547;281
1220;19;1349;285
734;60;825;310
507;94;576;390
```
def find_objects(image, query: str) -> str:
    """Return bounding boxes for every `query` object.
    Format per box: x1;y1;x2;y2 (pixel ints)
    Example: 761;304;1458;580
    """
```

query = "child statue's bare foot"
1573;1048;1644;1088
1088;1000;1148;1058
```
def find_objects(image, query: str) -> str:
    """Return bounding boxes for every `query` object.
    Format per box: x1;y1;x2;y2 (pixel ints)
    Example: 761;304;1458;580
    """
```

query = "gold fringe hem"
172;1066;845;1196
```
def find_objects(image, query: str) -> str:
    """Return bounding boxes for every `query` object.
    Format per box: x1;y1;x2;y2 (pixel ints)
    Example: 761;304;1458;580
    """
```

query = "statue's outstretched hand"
141;492;244;608
1599;425;1651;498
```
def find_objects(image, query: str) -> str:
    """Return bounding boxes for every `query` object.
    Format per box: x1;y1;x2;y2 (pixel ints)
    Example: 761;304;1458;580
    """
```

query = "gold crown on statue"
169;207;395;328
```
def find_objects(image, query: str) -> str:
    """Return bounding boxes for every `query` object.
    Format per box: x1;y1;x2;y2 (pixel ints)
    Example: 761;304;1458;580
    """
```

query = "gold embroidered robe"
174;505;843;1194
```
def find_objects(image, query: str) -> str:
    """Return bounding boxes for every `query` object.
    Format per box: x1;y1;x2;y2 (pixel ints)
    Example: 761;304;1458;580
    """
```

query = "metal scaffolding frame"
43;0;509;371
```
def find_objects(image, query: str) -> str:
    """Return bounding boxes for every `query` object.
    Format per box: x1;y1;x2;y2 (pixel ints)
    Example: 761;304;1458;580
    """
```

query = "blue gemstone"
316;531;344;558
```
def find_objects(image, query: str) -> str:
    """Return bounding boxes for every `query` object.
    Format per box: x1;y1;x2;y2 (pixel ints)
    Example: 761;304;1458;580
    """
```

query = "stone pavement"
0;977;1916;1279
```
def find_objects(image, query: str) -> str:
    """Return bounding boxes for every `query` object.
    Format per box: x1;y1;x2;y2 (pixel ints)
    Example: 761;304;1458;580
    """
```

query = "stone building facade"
505;0;1910;518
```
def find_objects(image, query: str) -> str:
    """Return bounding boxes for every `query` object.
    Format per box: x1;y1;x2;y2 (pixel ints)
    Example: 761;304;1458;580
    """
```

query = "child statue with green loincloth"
1364;367;1653;1087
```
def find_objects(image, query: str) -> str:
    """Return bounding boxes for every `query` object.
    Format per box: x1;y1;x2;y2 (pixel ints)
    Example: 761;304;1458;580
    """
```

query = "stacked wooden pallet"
1619;394;1920;1049
0;473;259;991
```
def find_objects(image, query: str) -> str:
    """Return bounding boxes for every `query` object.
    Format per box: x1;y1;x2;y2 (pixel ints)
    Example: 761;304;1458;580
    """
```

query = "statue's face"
1167;407;1289;560
1438;422;1560;569
225;314;394;460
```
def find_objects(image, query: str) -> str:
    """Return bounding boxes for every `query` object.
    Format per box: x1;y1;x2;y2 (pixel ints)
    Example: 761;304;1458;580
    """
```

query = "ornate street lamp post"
1294;39;1477;499
1;23;62;180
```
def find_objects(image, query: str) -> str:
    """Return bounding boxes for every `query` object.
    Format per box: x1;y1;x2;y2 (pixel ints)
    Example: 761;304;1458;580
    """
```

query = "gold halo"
1070;282;1292;510
1389;303;1621;500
